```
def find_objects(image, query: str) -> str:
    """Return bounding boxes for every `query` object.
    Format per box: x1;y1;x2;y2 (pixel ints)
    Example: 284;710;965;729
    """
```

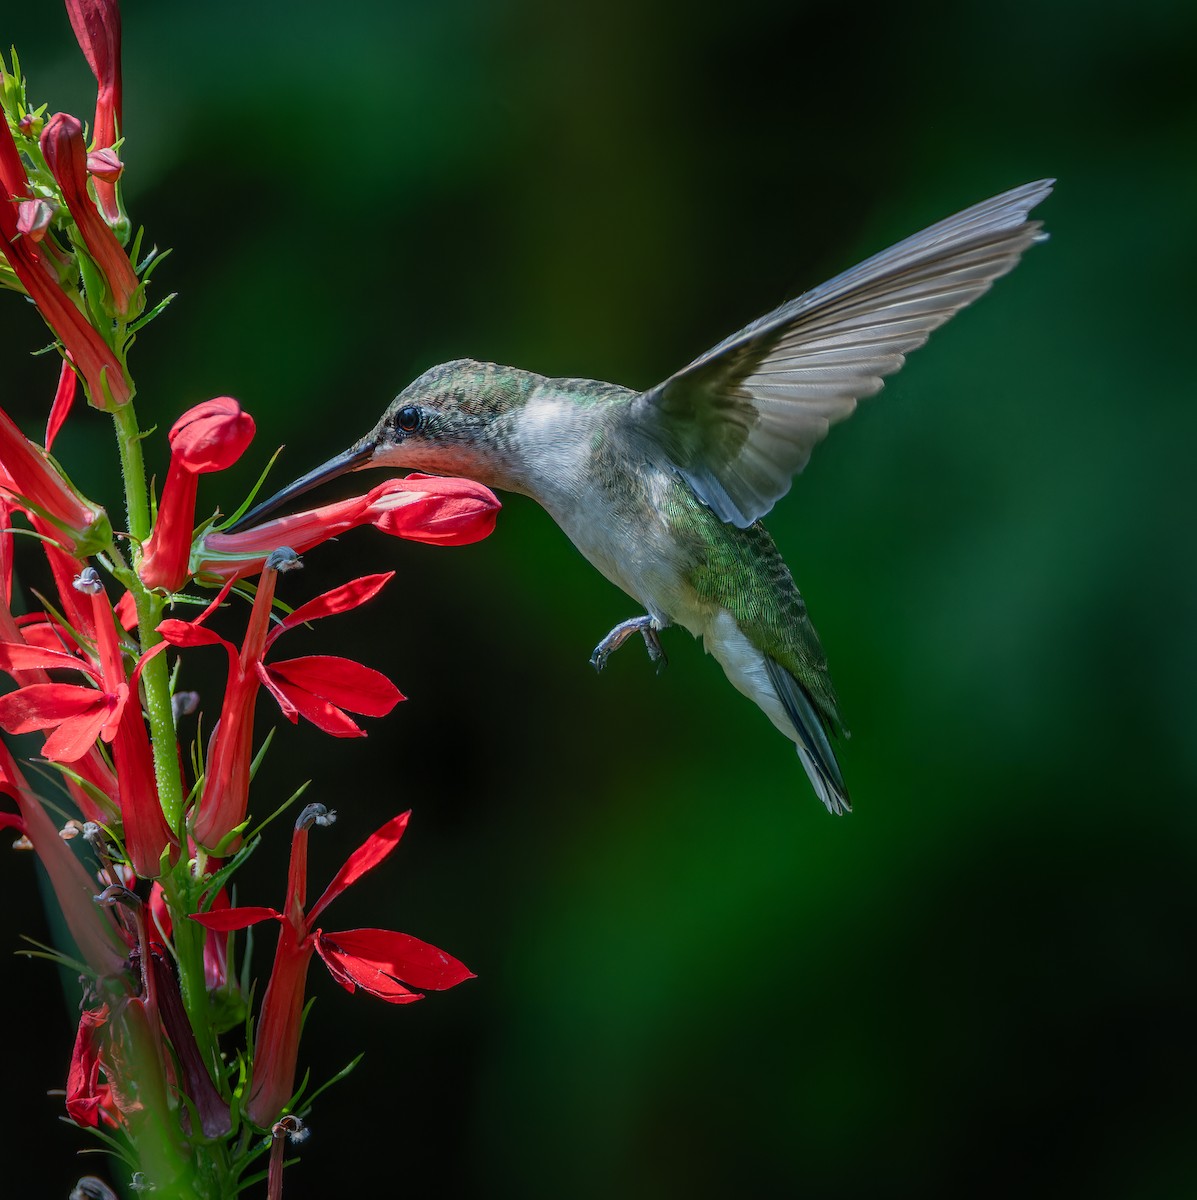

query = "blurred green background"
3;0;1195;1196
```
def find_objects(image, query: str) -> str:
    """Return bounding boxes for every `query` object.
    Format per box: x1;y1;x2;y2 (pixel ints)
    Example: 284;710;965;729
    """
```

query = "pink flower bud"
64;0;123;226
41;113;140;319
16;197;57;242
85;147;124;183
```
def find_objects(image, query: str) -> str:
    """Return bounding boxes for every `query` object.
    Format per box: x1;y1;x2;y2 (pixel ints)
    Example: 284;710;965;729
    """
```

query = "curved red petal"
190;906;281;932
320;927;474;991
273;572;395;635
260;668;365;737
265;655;403;717
306;811;411;923
314;937;424;1004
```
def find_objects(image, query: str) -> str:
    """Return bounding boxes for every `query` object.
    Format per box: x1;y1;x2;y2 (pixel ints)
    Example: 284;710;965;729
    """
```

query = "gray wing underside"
632;180;1054;527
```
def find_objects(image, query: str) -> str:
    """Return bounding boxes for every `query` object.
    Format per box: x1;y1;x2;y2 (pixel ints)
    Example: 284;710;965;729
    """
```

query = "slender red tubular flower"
63;0;123;226
195;473;501;581
0;742;127;976
192;806;473;1127
157;563;401;848
139;397;256;592
0;119;130;407
0;405;110;556
41;113;141;319
46;359;80;452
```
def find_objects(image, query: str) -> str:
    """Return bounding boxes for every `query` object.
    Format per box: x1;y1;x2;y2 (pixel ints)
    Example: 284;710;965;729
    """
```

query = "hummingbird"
236;180;1053;815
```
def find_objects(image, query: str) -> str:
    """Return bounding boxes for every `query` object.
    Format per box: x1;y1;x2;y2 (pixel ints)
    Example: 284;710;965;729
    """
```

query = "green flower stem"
112;402;218;1072
111;403;185;829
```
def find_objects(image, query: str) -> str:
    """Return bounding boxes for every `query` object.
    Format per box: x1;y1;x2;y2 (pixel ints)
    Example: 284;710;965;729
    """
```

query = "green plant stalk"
112;401;220;1073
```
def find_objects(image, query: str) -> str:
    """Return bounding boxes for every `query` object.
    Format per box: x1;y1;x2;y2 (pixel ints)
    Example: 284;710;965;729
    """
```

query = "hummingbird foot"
590;616;668;674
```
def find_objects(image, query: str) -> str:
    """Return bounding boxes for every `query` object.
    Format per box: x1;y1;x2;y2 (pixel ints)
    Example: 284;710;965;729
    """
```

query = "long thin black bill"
229;440;375;531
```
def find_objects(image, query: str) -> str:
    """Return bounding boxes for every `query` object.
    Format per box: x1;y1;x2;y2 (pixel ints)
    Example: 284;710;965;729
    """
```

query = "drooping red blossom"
41;113;141;319
0;742;127;976
0;119;130;407
0;575;172;874
195;473;501;581
192;805;472;1127
139;397;256;592
63;0;123;226
0;404;110;555
156;560;402;849
147;947;231;1137
66;1004;115;1128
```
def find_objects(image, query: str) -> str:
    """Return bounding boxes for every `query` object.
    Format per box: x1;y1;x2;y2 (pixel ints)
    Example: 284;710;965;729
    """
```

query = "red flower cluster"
1;3;493;1190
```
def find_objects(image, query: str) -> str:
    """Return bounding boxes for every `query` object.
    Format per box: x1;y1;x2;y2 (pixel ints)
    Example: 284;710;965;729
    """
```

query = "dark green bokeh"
2;0;1194;1196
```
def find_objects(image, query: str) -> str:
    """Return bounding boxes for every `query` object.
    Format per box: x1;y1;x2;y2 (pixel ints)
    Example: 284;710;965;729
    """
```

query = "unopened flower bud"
168;397;256;474
85;147;124;183
15;196;56;241
140;397;257;592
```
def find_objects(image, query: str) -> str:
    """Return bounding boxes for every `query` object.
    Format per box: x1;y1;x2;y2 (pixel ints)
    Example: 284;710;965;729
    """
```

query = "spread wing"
632;179;1054;527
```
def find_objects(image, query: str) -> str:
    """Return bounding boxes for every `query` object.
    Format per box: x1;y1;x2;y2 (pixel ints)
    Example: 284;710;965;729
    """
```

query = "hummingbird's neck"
498;378;632;506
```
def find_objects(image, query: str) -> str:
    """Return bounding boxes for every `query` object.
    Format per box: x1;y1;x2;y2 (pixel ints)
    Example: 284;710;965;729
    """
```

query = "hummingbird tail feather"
764;657;851;815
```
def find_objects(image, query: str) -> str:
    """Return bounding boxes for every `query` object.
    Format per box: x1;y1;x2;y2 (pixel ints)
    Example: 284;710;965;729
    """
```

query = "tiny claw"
590;615;667;674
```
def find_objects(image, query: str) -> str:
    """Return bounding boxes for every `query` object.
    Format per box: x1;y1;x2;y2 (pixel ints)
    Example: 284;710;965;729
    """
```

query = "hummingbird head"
367;359;539;479
232;359;539;529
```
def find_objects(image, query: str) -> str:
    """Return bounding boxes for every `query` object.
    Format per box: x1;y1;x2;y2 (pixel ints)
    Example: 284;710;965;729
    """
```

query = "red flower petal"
190;905;282;932
319;927;474;991
168;398;255;474
0;682;117;760
307;811;411;923
0;641;97;676
257;662;363;736
45;359;78;452
66;1003;108;1128
370;474;500;545
313;937;423;1003
265;656;403;718
156;618;236;655
273;572;394;635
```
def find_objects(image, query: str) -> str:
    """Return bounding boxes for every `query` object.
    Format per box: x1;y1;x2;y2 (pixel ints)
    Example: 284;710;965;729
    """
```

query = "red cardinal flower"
192;805;473;1127
195;473;500;581
41;113;141;319
139;397;256;591
0;118;130;407
157;556;402;849
0;571;172;875
0;403;110;555
64;0;123;227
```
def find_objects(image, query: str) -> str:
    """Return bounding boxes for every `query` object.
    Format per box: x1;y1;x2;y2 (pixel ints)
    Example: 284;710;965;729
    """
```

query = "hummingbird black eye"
395;405;423;435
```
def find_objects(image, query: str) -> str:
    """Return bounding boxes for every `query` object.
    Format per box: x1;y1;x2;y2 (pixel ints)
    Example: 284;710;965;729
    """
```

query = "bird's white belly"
704;609;795;745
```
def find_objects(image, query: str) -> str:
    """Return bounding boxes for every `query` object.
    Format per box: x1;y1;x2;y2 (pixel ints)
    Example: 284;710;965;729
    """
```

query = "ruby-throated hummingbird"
237;180;1052;814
